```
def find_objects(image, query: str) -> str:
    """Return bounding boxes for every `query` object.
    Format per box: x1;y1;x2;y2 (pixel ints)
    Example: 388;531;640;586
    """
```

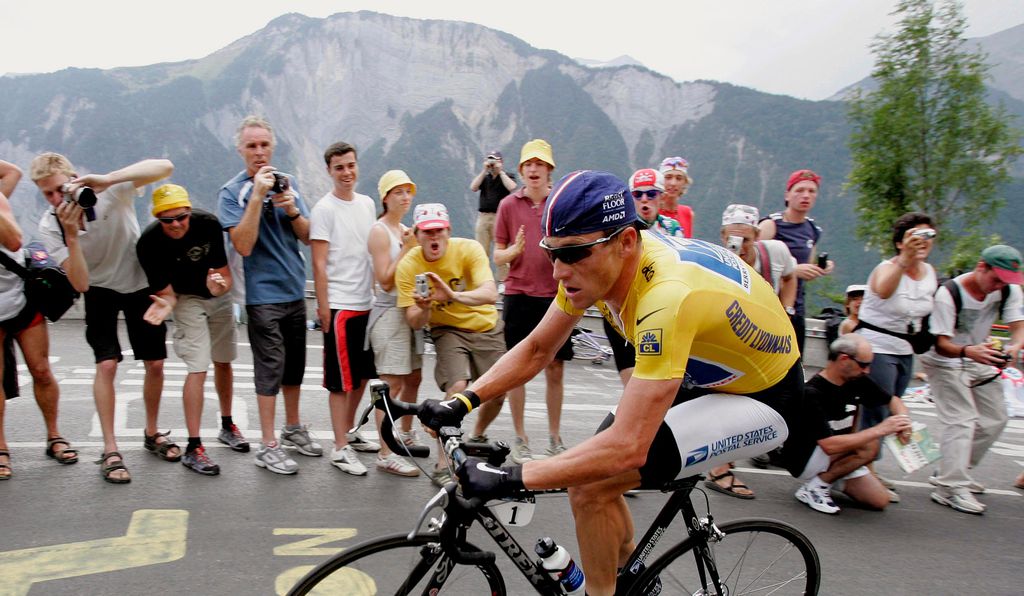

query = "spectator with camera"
783;334;912;514
310;144;418;478
395;203;504;484
470;150;517;283
493;139;573;462
219;116;319;476
919;244;1024;514
30;152;174;484
708;203;798;498
759;169;834;354
136;183;243;476
853;212;938;497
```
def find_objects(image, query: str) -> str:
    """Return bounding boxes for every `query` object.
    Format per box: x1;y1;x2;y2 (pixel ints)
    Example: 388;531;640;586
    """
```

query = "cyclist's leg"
568;468;642;596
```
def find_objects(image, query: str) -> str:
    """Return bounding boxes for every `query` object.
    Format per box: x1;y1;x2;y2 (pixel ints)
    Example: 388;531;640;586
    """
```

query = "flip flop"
704;470;755;500
45;437;79;464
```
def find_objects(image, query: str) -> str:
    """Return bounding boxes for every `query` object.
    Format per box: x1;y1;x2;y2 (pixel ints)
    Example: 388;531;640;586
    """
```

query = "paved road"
1;320;1021;595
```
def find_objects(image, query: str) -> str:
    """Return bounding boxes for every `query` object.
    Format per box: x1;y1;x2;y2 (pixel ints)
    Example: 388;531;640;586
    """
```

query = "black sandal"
45;437;79;465
95;451;131;484
704;470;755;500
144;430;182;462
0;449;11;480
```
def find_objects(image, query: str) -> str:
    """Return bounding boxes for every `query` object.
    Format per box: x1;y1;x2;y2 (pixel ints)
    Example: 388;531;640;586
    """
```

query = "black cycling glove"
418;390;480;431
456;456;525;500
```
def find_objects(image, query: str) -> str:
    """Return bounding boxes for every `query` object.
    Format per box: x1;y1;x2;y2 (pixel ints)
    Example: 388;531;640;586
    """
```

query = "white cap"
722;204;759;227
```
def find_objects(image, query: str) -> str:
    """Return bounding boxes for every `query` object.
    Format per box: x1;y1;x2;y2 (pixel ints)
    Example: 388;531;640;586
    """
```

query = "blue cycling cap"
541;170;637;237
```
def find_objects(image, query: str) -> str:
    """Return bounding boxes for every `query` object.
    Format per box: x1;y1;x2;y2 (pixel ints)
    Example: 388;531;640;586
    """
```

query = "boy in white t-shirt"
310;142;417;478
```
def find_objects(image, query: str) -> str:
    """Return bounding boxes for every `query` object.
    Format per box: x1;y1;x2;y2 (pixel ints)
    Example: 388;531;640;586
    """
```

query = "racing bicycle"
288;383;820;595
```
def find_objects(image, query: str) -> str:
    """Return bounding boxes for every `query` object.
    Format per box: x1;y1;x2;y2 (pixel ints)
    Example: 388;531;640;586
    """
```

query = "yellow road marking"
273;528;358;556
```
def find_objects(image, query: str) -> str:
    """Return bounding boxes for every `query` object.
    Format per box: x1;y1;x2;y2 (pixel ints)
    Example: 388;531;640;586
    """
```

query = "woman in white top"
367;170;423;447
855;212;937;482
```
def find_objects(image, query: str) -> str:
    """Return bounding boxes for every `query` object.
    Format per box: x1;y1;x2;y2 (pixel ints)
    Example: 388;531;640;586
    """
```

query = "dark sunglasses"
842;353;872;369
157;212;191;224
631;190;662;200
539;226;629;265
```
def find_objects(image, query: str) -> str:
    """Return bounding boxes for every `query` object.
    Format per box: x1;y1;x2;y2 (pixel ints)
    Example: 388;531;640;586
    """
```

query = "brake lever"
408;484;451;540
348;402;375;435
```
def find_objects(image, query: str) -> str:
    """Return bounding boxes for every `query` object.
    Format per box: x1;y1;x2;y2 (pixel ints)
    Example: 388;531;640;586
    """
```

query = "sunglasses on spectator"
158;212;191;224
631;190;662;200
842;353;872;369
539;225;629;265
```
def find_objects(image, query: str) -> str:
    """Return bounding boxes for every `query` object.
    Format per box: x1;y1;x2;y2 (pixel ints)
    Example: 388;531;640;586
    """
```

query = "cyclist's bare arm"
522;376;681;490
470;302;579;400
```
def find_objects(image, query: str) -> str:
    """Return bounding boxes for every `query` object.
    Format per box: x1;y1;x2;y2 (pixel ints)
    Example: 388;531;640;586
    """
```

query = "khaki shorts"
369;306;422;375
431;321;505;393
172;293;237;373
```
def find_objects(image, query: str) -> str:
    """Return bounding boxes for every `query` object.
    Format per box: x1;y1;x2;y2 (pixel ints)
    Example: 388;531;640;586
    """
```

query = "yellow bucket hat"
151;183;192;216
519;139;555;169
377;170;417;202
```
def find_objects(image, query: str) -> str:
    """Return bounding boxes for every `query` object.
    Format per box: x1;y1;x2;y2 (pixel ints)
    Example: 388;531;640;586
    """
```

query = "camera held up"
60;183;97;222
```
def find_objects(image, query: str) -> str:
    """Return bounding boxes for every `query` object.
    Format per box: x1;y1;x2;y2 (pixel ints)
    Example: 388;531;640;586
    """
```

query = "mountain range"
1;11;1021;311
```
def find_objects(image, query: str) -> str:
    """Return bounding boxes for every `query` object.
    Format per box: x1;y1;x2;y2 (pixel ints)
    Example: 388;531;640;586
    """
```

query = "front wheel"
627;519;820;595
287;532;506;595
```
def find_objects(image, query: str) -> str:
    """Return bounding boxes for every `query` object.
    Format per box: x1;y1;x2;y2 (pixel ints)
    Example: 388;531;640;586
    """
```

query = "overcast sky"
3;1;1021;100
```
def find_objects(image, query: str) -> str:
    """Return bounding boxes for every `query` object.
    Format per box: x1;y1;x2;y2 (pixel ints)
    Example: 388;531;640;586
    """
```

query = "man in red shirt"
657;156;695;238
489;139;573;462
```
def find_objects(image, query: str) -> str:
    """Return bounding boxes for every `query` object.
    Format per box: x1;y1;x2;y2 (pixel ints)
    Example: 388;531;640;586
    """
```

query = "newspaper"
884;422;941;474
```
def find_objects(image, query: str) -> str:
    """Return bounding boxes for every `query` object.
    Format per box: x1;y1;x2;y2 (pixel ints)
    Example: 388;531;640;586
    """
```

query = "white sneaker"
795;483;840;514
345;431;381;453
929;473;986;495
331;445;368;476
255;442;298;475
376;453;420;477
511;437;536;464
931;488;985;515
396;429;425;448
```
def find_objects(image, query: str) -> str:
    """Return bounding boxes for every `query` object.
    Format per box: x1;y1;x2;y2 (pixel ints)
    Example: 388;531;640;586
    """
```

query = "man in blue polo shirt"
219;115;322;475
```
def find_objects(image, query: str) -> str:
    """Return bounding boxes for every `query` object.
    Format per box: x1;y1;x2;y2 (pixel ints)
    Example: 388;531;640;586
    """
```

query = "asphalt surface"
1;319;1022;595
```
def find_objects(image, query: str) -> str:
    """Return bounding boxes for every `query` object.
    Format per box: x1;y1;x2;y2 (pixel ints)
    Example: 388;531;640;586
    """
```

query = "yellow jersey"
396;238;498;333
555;231;799;393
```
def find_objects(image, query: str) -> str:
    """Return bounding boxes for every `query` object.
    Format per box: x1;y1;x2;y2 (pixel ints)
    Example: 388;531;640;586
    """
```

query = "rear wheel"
627;519;820;595
287;533;506;595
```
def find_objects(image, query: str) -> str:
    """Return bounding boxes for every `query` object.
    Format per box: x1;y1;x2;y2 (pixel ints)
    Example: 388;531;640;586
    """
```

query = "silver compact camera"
726;235;743;254
415;273;430;298
911;228;936;239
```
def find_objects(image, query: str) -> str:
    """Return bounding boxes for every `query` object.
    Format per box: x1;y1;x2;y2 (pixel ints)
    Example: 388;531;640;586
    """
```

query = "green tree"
846;0;1021;272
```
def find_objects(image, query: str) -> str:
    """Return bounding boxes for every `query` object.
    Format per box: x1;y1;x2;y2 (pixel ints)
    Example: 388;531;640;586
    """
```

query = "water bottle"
535;537;585;594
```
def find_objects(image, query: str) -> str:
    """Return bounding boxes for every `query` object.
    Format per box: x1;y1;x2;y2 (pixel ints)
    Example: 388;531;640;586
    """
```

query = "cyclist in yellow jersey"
419;170;802;596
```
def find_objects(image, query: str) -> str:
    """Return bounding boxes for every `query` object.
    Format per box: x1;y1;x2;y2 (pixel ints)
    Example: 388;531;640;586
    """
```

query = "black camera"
60;183;97;221
817;252;829;269
270;171;290;194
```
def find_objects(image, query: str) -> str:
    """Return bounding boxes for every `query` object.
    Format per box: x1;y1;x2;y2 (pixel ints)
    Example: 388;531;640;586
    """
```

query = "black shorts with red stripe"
322;309;378;393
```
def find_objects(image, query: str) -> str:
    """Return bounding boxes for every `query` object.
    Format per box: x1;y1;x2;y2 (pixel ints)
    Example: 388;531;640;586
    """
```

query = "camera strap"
0;249;30;281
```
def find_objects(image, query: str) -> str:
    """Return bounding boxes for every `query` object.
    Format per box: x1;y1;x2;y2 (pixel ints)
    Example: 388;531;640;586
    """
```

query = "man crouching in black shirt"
783;334;912;514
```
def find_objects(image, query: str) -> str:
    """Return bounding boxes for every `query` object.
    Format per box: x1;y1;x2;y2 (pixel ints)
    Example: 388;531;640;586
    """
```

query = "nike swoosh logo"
476;462;507;475
636;308;666;326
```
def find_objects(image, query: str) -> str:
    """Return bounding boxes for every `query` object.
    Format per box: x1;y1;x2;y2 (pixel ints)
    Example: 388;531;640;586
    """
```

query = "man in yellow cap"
30;152;175;484
136;183;242;475
490;138;571;462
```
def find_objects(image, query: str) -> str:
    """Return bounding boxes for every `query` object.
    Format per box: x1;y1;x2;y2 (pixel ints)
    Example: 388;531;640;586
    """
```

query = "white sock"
809;476;832;491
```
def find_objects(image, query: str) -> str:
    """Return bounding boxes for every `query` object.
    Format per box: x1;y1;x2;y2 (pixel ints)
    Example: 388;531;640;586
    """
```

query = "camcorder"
817;252;829;269
263;171;291;213
60;183;97;221
911;228;937;240
485;155;499;168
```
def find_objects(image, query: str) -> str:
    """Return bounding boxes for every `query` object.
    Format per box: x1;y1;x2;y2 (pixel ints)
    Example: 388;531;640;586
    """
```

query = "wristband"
453;393;474;413
287;212;301;221
960;345;967;359
502;464;526;492
461;389;482;409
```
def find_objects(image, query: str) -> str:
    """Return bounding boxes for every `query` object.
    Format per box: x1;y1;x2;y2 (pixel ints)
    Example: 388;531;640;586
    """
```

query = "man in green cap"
919;244;1024;514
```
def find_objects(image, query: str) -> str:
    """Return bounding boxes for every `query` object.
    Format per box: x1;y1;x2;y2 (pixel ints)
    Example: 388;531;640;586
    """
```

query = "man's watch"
784;306;797;316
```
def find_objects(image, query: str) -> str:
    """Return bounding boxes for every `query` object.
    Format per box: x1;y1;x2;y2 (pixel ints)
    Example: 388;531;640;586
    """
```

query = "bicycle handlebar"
363;381;509;565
